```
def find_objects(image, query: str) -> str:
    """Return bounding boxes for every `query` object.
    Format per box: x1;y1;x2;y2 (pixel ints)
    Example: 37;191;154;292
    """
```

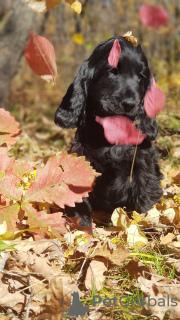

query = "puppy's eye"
110;68;118;75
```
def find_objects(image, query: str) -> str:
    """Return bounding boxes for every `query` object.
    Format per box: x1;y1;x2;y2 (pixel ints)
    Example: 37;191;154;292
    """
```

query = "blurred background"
0;0;179;162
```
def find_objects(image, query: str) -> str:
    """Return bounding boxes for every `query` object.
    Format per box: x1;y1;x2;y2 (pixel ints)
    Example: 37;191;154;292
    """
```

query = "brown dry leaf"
124;256;156;279
160;232;176;245
91;241;129;266
76;238;100;254
138;275;180;319
0;242;81;317
85;260;107;291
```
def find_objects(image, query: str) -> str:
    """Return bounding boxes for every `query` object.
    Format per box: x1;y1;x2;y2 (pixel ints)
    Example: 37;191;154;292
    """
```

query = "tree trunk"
0;0;43;109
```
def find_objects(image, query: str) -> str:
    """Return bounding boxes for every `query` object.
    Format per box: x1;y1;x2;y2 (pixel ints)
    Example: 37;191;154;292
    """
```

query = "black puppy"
55;36;163;231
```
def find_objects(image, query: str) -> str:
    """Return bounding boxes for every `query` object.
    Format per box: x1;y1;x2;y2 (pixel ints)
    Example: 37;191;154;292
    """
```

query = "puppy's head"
55;36;151;129
88;37;151;120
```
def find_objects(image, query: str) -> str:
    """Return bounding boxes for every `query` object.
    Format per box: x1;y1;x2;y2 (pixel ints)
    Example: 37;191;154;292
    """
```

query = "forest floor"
1;57;180;320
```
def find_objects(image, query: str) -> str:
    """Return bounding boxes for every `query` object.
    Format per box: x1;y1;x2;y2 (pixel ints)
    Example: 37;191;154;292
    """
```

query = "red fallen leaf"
139;4;168;28
25;31;57;84
24;152;100;208
144;78;165;118
108;39;121;69
0;175;22;200
96;116;146;145
0;153;15;176
0;109;21;147
0;203;20;233
13;161;34;180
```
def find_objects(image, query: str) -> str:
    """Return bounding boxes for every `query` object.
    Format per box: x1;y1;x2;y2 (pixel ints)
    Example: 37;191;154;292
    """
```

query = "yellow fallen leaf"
132;211;142;223
111;207;130;229
73;33;84;45
64;247;74;258
126;224;148;247
71;0;82;14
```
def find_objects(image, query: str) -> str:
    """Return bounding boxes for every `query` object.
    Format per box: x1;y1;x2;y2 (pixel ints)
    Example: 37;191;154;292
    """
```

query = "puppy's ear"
55;61;89;129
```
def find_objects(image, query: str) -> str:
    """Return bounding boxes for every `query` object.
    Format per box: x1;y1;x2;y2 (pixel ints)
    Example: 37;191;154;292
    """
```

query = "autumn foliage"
0;109;99;239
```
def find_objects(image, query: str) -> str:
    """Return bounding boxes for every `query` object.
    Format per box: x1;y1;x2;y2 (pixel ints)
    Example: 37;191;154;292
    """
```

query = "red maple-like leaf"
13;161;34;180
0;109;21;147
25;31;57;83
108;39;121;69
0;203;20;234
24;152;100;208
0;153;15;176
144;78;165;118
96;116;146;145
139;4;168;28
22;202;68;238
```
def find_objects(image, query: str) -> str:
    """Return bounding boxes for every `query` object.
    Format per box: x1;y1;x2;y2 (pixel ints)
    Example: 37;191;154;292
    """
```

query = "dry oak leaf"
160;233;176;245
85;260;107;291
92;242;129;266
124;256;157;279
0;109;21;147
25;31;57;84
138;275;180;320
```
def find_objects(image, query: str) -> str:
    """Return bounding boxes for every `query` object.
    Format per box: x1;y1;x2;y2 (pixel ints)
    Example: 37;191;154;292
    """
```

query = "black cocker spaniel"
55;36;163;231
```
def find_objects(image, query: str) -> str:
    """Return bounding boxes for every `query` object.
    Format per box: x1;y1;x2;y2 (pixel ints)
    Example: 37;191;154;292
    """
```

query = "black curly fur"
55;36;163;231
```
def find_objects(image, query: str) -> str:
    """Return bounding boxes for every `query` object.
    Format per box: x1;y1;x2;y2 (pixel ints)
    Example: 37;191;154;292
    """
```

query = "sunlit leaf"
126;224;148;247
0;109;21;147
25;31;57;84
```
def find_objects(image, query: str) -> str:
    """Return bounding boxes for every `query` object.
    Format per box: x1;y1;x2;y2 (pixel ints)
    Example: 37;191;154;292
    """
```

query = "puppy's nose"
122;100;136;112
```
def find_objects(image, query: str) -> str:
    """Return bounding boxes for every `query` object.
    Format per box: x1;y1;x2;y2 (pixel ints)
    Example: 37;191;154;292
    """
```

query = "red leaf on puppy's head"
95;115;146;145
108;39;121;69
144;78;165;118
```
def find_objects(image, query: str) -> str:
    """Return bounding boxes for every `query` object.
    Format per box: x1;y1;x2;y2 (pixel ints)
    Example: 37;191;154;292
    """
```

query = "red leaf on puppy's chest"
108;39;121;69
95;115;146;145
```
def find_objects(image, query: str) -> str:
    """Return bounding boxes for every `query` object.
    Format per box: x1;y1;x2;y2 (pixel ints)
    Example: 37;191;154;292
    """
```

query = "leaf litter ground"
1;55;180;319
0;108;179;320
